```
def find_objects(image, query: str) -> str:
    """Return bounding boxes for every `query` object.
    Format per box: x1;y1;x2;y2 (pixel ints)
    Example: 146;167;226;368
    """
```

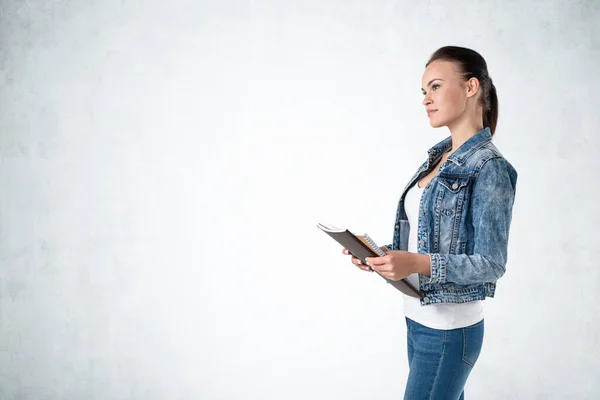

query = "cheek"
438;90;465;116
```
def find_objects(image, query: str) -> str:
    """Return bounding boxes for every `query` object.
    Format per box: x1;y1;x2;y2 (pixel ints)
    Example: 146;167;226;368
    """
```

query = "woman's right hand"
342;248;373;272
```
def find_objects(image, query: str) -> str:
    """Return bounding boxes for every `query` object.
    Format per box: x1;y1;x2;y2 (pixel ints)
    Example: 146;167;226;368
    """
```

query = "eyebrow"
421;79;443;91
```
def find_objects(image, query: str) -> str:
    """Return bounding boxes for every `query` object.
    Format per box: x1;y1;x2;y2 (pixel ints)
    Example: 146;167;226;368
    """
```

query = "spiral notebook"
317;222;423;298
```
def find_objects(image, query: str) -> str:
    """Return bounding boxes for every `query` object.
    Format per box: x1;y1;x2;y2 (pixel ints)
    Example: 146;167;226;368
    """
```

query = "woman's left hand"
365;250;430;280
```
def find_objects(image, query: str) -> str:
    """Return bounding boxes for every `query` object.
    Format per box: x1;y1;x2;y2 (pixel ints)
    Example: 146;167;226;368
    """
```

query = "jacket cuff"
427;253;447;284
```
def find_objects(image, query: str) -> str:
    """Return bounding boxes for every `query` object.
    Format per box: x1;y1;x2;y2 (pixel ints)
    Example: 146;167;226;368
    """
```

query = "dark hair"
426;46;498;136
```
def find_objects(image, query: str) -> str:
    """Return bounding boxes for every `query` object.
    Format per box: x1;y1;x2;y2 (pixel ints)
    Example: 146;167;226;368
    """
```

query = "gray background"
1;0;599;399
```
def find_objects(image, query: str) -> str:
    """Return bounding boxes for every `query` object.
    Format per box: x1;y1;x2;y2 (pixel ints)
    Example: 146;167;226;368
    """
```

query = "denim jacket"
386;127;518;306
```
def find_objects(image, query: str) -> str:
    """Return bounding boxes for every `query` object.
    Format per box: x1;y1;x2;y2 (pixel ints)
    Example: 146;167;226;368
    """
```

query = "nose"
422;95;432;106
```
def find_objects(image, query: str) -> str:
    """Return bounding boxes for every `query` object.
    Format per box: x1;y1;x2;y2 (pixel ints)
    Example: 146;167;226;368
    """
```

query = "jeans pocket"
461;319;484;367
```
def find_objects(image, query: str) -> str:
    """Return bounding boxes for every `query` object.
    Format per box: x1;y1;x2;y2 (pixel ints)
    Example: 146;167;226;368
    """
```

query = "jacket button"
419;240;425;247
423;296;430;304
452;182;459;190
419;210;425;216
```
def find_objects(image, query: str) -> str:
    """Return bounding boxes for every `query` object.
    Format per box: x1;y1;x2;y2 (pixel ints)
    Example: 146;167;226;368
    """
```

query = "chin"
428;114;449;129
429;119;445;128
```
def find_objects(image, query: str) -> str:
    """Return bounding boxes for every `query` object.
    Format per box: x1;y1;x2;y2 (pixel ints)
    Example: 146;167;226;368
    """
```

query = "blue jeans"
404;317;484;400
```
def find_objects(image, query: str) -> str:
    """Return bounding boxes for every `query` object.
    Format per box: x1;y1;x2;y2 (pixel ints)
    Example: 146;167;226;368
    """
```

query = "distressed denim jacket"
386;127;518;306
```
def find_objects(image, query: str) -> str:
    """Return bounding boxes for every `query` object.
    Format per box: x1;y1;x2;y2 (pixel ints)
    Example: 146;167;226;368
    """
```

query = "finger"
368;261;391;273
365;256;388;267
359;263;374;272
352;257;364;266
342;248;349;255
352;257;373;272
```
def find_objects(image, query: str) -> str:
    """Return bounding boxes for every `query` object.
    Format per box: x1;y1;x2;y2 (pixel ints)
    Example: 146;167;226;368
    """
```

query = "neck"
446;113;484;155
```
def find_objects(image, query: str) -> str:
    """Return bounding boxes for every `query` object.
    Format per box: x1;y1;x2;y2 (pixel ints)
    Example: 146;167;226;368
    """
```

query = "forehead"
421;60;459;84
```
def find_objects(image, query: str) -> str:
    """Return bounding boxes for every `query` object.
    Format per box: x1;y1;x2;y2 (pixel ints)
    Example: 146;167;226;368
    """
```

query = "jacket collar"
427;127;492;166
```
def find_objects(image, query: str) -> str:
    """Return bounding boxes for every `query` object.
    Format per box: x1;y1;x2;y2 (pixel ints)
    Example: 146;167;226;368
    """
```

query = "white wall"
1;1;599;399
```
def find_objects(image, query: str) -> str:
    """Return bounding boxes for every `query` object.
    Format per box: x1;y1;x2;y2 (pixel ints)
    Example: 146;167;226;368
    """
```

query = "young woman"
342;46;518;399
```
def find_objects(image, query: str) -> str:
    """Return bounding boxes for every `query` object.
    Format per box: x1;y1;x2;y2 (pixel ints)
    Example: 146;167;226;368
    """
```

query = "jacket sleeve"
425;157;518;285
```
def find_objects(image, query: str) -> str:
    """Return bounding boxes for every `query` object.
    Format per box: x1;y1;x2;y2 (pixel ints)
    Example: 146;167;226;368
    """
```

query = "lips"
427;110;437;116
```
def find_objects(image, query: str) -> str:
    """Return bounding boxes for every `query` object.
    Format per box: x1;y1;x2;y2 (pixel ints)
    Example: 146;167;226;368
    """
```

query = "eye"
432;84;440;90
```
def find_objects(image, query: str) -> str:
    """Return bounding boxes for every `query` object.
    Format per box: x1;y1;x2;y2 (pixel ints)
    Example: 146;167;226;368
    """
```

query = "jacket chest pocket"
433;174;472;253
437;174;471;206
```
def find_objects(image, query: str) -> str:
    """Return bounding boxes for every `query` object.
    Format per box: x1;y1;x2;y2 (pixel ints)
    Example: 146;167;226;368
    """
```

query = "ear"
465;77;480;99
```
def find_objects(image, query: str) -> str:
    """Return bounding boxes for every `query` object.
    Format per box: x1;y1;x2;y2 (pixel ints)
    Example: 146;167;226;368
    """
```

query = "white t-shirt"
402;182;483;330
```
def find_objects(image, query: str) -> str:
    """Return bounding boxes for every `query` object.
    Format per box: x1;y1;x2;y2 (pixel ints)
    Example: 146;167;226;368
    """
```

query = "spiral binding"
364;233;386;257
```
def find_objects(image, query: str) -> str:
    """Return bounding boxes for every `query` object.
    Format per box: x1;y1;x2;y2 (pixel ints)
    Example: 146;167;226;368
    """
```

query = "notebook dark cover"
317;223;423;299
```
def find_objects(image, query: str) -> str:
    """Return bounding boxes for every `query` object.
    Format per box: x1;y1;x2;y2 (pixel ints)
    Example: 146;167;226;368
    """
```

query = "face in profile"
421;60;474;129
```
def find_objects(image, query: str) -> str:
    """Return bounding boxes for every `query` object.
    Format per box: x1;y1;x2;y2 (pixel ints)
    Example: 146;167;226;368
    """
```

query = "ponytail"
484;81;498;136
